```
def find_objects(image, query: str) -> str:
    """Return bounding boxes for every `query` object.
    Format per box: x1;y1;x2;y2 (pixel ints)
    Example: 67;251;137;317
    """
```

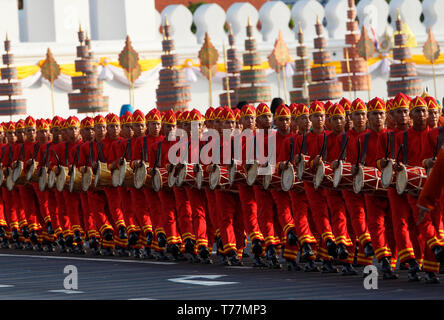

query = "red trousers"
79;191;98;238
342;190;371;246
54;190;72;237
364;194;397;262
253;186;280;247
62;191;84;235
173;187;194;241
238;184;264;243
87;191;113;248
118;187;139;234
185;188;208;249
0;191;7;229
103;188;126;229
204;189;218;239
158;189;181;245
129;189;152;235
18;185;41;232
2;188;17;230
144;189;162;236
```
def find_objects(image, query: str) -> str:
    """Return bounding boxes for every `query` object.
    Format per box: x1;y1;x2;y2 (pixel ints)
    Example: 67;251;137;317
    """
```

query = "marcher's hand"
424;158;435;169
394;162;403;172
417;208;429;226
313;155;321;169
331;160;339;170
279;161;290;171
351;164;359;176
294;154;301;165
380;158;393;169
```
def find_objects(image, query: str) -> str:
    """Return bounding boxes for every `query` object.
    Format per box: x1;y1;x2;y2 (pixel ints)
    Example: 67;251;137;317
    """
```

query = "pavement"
0;248;443;300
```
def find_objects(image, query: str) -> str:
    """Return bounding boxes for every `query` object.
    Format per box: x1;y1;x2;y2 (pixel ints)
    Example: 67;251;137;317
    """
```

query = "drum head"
38;167;47;192
228;165;236;186
176;166;186;187
209;165;220;190
281;166;295;192
152;168;162;192
168;167;177;188
297;159;305;181
381;161;393;188
195;166;203;190
56;168;67;192
69;168;76;192
118;160;127;186
396;165;408;195
0;168;4;187
313;161;325;189
48;169;56;189
26;161;35;181
262;174;271;190
6;168;14;191
134;165;147;190
246;163;258;186
112;169;120;187
353;166;364;194
12;162;23;182
82;168;92;192
333;161;343;189
93;165;101;188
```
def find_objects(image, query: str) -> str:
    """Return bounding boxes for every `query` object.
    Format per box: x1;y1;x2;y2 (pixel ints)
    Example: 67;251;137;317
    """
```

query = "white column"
291;0;325;41
226;2;262;46
90;0;157;42
22;0;90;43
161;5;197;48
423;0;444;37
389;0;426;39
325;0;348;39
258;1;293;43
356;0;389;39
0;0;20;42
194;4;226;45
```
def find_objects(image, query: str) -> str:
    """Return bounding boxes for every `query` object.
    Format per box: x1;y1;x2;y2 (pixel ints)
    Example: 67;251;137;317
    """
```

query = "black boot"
29;230;38;244
101;247;114;256
0;226;5;238
364;242;375;257
242;249;249;258
74;243;86;255
169;243;183;261
57;234;66;252
326;239;338;258
146;232;153;246
24;242;33;251
118;226;128;239
89;237;100;256
399;261;409;270
158;233;167;248
156;250;170;261
34;243;43;251
342;263;358;276
266;245;281;269
304;260;320;272
252;239;263;256
74;231;82;244
144;247;154;259
380;257;399;280
287;230;298;246
115;245;128;257
132;248;143;259
425;272;440;284
199;246;212;264
407;259;421;282
47;222;54;235
184;238;195;254
65;235;74;253
11;228;19;241
45;242;55;252
287;260;301;271
337;243;349;260
21;226;30;238
433;245;444;263
302;243;315;260
128;232;138;246
228;250;243;266
321;260;339;273
103;229;113;242
253;255;267;267
0;238;8;249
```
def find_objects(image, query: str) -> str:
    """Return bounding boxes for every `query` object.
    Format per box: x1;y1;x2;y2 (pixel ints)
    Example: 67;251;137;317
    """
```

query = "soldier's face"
94;124;106;141
67;126;80;142
81;127;95;142
309;113;325;130
330;115;345;134
162;123;176;137
15;129;25;143
222;119;236;134
37;129;50;144
274;116;290;134
391;107;410;127
50;127;62;143
121;124;133;139
147;121;161;137
351;111;367;130
256;114;273;130
367;111;385;132
427;109;439;128
25;127;36;142
241;115;255;131
6;131;16;144
296;114;311;134
107;123;121;140
204;120;214;129
410;106;428;128
132;123;146;137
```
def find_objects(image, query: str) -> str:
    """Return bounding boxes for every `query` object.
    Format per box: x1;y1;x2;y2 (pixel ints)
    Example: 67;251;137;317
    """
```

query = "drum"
134;162;150;190
195;164;209;190
38;167;48;192
313;161;334;190
176;164;196;188
281;165;295;192
228;164;247;187
333;161;354;190
246;162;259;186
82;166;93;192
94;161;113;188
69;166;83;193
209;165;230;190
118;159;134;187
56;166;70;192
262;165;281;191
5;168;14;191
152;167;169;192
12;161;26;185
47;168;56;189
396;165;427;195
296;154;312;182
353;166;384;194
168;165;177;188
26;160;39;182
111;169;120;187
381;161;394;188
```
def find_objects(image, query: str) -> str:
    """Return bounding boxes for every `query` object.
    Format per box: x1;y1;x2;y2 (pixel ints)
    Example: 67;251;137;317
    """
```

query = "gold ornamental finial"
247;16;252;27
228;23;233;36
298;22;302;34
5;32;8;41
164;15;169;27
397;9;401;21
316;15;321;25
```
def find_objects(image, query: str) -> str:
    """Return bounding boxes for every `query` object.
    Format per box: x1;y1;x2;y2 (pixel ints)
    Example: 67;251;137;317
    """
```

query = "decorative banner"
40;48;60;116
198;32;219;80
268;30;291;72
357;26;376;60
423;28;440;63
119;35;141;83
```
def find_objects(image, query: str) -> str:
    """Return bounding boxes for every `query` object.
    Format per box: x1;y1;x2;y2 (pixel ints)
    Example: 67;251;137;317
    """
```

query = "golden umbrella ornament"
40;48;61;116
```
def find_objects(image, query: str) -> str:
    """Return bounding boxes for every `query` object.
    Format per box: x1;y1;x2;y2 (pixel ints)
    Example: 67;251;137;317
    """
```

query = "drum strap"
51;149;61;166
8;144;13;166
44;144;50;168
143;136;148;162
126;139;132;161
319;133;328;160
64;142;69;166
72;145;81;168
247;135;256;163
355;138;361;166
339;134;349;161
89;141;94;167
19;143;25;162
0;146;5;163
288;137;295;164
32;143;40;160
155;140;163;168
97;142;106;163
361;132;370;165
403;131;408;165
389;132;395;159
434;127;443;159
